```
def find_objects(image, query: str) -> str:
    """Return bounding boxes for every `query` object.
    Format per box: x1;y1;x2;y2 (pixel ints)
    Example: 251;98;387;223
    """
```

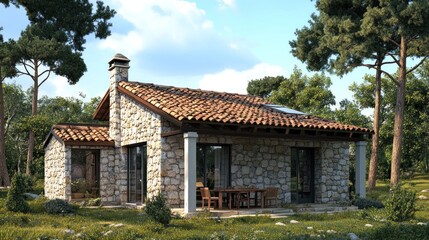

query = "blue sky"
0;0;375;108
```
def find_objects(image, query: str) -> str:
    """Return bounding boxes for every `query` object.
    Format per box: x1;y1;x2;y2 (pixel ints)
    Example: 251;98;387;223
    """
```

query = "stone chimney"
108;53;130;144
108;53;130;204
108;53;130;84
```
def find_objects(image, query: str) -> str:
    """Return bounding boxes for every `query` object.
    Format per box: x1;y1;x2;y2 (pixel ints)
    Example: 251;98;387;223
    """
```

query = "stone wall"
159;131;351;207
99;147;117;203
120;95;163;201
318;142;350;203
160;134;184;207
44;137;67;199
45;142;115;203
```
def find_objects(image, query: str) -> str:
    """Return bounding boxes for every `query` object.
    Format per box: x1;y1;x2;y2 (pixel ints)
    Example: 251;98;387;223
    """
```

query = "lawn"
0;175;428;239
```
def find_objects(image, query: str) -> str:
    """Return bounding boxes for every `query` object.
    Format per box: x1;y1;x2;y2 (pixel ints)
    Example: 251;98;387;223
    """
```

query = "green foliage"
144;193;172;225
257;68;336;116
43;199;76;215
3;83;30;175
28;196;48;213
330;99;370;127
356;208;387;222
385;185;416;222
2;84;101;178
353;198;384;210
1;0;115;178
80;198;101;207
5;173;29;212
351;71;429;177
369;223;429;240
247;76;284;99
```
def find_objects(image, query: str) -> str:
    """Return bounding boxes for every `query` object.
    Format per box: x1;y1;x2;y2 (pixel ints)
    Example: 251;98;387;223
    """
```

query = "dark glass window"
128;144;147;204
71;149;100;198
197;144;230;189
291;148;315;204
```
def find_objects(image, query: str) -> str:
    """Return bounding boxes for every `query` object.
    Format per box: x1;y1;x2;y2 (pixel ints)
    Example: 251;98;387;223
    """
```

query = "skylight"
265;104;307;115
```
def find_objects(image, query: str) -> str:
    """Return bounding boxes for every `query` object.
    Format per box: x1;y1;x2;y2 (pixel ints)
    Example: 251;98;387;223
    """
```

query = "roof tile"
52;124;113;144
118;81;370;133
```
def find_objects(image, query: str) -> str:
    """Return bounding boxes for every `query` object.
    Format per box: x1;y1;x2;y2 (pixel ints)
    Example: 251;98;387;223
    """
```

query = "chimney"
108;53;129;204
108;53;130;84
108;53;129;142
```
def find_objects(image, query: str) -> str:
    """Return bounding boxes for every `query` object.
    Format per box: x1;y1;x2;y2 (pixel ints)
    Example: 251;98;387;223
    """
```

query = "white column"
355;141;367;198
184;132;198;213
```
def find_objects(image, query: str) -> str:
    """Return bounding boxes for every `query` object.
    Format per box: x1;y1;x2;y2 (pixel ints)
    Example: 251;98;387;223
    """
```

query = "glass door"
291;148;315;204
197;145;230;189
128;144;147;204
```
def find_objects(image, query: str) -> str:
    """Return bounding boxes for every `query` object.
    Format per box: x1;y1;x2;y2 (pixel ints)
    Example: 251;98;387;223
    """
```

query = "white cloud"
202;20;214;29
218;0;235;9
100;0;213;55
198;63;285;94
100;30;145;58
46;76;85;98
99;0;256;76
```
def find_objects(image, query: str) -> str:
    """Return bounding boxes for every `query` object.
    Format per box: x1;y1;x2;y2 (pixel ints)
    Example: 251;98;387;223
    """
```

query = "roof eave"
64;141;115;147
118;84;183;127
93;90;110;121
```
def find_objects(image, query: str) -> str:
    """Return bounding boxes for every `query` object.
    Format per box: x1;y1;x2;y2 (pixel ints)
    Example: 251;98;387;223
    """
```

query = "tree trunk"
0;78;11;186
367;59;382;191
391;35;407;186
26;59;39;176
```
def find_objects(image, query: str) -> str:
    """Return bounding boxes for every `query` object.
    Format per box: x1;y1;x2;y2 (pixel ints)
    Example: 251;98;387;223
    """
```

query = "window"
197;144;230;189
71;149;100;198
128;144;147;204
291;148;315;203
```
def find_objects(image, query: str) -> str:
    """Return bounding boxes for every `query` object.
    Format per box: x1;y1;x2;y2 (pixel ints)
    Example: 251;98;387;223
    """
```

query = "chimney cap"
108;53;130;65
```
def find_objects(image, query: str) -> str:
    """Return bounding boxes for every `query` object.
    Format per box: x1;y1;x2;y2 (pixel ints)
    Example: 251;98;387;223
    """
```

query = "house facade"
44;54;371;213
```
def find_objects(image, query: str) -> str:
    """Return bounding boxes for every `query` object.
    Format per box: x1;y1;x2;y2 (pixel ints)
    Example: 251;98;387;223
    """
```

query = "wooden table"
213;188;267;209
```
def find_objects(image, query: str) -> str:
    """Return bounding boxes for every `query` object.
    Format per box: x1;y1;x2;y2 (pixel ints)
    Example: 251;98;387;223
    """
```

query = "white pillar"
355;141;367;198
184;132;198;213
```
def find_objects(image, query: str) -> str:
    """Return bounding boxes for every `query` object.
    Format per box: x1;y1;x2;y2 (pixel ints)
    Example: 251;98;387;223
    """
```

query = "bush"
144;193;171;225
385;185;416;222
5;174;30;213
28;196;48;213
353;197;385;209
44;199;76;214
80;198;101;207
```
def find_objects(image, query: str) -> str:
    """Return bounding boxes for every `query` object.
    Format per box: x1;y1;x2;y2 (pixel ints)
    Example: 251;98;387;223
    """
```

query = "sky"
0;0;375;109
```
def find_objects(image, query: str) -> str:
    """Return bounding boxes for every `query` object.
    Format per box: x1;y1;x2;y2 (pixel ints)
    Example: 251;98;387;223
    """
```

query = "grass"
0;175;428;239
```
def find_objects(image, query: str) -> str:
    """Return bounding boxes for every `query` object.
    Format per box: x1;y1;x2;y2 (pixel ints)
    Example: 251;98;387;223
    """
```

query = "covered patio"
177;128;368;214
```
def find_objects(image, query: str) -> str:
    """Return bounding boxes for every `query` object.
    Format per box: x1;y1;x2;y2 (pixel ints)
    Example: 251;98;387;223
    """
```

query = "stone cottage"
44;53;371;213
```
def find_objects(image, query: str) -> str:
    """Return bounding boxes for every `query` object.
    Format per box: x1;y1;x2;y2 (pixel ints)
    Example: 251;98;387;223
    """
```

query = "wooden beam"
64;141;115;147
161;130;182;137
193;128;366;142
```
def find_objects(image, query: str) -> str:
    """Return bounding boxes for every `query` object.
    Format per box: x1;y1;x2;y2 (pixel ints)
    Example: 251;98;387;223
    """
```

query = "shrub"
144;193;171;225
80;198;101;207
353;197;385;209
384;185;416;222
44;199;76;214
28;196;48;213
5;173;30;213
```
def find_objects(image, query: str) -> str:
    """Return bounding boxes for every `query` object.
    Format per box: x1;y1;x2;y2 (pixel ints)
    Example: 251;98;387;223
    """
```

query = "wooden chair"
263;187;279;208
201;187;219;209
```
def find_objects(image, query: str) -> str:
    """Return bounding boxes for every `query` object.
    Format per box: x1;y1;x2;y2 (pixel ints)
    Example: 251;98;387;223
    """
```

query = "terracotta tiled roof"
48;123;113;146
110;81;370;133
